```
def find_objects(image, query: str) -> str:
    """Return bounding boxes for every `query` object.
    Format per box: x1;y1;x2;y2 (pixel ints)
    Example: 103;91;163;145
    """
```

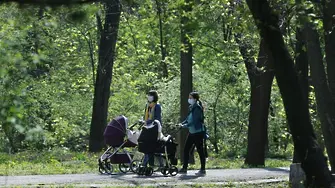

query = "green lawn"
0;149;291;176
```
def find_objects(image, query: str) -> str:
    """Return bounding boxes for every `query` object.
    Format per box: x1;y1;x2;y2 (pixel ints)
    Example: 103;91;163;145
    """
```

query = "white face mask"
188;98;196;105
147;96;154;102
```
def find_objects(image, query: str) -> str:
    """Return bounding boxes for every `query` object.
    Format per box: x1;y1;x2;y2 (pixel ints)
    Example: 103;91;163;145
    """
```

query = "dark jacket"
182;102;204;131
145;103;162;125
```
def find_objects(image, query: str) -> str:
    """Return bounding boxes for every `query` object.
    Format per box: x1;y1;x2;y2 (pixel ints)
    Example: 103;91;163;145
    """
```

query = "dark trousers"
182;132;206;170
143;153;155;166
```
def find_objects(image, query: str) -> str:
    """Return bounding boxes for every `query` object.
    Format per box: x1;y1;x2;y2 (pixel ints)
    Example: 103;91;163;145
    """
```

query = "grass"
0;148;98;176
0;148;291;176
187;156;291;170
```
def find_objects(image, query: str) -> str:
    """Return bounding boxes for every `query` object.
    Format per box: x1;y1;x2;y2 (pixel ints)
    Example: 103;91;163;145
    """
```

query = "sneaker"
179;168;187;174
195;169;206;176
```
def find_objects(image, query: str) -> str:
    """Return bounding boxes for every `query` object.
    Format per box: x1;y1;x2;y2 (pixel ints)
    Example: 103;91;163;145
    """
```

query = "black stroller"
135;120;179;176
98;115;140;174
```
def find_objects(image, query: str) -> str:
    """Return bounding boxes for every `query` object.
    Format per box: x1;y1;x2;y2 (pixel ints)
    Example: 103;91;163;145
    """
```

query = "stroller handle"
129;122;138;130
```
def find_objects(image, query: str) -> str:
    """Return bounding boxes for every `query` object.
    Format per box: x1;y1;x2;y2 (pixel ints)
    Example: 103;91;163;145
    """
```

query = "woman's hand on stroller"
138;119;145;125
176;123;185;128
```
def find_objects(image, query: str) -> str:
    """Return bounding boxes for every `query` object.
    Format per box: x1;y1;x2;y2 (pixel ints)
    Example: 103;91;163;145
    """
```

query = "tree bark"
155;0;168;78
322;0;335;104
179;0;193;163
89;0;120;152
244;39;274;166
246;0;332;186
293;5;309;163
235;34;274;166
304;23;335;173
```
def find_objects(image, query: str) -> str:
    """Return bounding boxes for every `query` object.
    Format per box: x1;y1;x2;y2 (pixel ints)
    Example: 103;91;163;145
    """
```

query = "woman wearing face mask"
179;91;206;175
143;90;162;126
141;90;163;167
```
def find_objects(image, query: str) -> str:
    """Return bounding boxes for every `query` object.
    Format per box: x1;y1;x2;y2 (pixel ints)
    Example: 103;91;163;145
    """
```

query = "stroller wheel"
145;167;154;176
137;166;146;175
169;166;178;176
130;160;141;173
104;161;113;174
98;165;106;174
119;163;130;173
161;166;169;176
99;160;113;175
98;159;105;174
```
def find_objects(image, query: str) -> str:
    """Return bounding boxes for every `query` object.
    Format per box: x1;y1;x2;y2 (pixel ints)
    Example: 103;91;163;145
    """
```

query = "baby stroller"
98;115;140;174
135;120;179;176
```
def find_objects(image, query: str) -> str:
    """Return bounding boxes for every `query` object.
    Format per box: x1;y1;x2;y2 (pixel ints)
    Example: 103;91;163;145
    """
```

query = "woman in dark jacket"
143;90;162;126
179;91;206;175
142;90;163;167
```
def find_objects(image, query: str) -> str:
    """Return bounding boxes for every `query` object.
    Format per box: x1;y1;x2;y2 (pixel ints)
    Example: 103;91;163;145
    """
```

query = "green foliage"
0;0;326;163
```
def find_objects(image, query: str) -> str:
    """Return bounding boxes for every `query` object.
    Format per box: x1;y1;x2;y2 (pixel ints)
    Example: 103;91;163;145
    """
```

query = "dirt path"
0;167;289;187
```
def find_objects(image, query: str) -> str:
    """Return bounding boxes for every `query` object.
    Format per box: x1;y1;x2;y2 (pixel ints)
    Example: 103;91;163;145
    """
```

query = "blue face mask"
188;99;195;105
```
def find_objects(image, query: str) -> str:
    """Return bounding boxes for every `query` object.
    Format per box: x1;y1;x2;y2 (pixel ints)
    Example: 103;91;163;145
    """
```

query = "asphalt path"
0;167;290;187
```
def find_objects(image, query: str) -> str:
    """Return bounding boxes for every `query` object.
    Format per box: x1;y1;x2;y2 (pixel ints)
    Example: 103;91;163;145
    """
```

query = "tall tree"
304;22;335;173
234;1;274;166
322;0;335;104
179;0;193;162
321;0;335;173
155;0;168;78
244;39;275;166
246;0;332;186
89;0;121;152
293;0;309;163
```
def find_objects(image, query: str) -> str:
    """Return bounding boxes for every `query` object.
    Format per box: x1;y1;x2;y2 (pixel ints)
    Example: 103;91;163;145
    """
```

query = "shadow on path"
178;174;202;180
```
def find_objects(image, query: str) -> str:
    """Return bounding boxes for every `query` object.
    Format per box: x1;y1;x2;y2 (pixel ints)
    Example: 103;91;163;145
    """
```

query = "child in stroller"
98;115;140;174
136;119;179;176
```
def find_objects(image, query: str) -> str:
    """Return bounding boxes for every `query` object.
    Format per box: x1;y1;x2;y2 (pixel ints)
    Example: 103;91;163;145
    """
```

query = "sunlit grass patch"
0;148;98;175
187;154;291;170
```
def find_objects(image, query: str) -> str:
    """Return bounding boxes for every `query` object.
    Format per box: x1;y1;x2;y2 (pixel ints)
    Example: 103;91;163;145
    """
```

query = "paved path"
0;167;290;187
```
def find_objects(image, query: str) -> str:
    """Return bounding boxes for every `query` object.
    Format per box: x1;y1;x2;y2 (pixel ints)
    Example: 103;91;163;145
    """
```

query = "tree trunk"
213;84;225;154
293;6;309;163
155;0;168;78
89;0;121;152
213;106;219;154
235;34;274;166
245;39;274;166
179;0;193;163
304;23;335;173
322;0;335;104
246;0;332;186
